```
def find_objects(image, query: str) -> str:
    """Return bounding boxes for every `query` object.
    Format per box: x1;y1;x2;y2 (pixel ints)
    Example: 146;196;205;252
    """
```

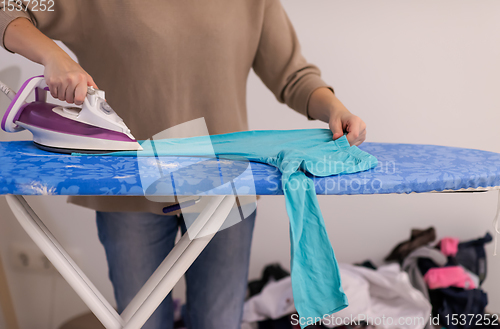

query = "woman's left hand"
308;87;367;146
328;106;366;147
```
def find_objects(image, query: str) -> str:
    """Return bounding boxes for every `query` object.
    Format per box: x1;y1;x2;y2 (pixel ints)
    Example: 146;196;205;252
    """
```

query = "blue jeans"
96;208;256;329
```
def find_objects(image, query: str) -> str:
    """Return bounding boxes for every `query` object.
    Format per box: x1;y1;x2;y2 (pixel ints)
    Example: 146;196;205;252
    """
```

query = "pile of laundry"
241;228;496;329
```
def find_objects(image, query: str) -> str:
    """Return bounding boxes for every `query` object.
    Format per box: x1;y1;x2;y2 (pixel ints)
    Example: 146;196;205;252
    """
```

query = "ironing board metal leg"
122;195;236;329
5;195;123;329
6;194;236;329
121;195;227;322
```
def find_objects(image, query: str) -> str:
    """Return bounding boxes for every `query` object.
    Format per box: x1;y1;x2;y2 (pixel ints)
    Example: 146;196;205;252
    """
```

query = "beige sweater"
0;0;330;214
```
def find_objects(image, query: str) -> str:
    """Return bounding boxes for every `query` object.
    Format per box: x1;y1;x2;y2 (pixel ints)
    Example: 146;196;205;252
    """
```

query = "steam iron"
1;76;143;154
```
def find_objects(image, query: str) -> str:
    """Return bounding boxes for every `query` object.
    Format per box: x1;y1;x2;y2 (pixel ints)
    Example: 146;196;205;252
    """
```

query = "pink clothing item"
424;266;476;290
439;237;459;256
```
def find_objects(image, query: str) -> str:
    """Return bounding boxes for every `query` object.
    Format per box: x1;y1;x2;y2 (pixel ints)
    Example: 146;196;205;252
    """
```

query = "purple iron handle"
1;75;47;132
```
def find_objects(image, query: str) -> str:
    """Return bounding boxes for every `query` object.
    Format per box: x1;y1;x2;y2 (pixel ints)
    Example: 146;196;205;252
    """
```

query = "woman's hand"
327;102;366;147
43;53;98;105
4;17;97;105
308;87;367;146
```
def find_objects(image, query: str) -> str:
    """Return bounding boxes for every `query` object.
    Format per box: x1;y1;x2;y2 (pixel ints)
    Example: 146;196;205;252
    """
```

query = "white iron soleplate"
17;122;143;152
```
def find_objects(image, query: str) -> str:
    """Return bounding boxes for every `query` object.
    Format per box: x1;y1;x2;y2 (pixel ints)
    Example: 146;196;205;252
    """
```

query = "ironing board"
1;140;500;329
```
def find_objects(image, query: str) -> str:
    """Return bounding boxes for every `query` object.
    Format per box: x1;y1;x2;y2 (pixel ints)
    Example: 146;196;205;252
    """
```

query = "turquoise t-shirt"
97;129;378;327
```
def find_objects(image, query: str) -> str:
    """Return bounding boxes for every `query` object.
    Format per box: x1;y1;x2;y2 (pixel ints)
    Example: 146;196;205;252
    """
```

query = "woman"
1;1;366;328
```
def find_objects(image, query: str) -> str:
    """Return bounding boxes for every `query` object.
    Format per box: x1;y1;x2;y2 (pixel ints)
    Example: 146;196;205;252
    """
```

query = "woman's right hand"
43;53;98;106
4;18;98;106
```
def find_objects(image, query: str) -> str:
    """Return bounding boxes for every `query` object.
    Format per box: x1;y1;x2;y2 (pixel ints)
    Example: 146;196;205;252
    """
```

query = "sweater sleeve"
252;0;333;119
0;1;34;52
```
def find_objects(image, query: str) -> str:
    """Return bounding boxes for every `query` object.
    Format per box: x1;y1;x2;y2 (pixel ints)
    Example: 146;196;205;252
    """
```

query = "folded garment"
424;266;476;290
88;129;378;327
438;237;459;257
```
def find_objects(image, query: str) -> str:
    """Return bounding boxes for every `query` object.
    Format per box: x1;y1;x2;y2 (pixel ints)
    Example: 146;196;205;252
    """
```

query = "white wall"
0;1;499;328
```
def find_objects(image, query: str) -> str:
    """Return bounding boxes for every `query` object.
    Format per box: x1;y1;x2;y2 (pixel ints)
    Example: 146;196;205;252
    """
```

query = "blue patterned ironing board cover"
1;141;499;196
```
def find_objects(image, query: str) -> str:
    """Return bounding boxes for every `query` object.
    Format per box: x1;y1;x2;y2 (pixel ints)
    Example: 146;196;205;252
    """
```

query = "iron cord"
0;80;16;100
493;189;500;256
